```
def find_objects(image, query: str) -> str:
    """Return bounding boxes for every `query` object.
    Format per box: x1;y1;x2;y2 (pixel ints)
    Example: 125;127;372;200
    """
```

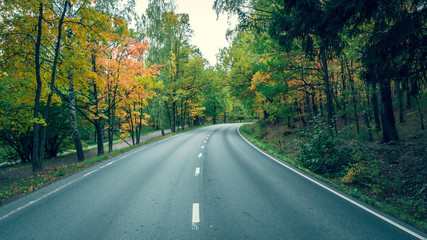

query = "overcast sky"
135;0;238;66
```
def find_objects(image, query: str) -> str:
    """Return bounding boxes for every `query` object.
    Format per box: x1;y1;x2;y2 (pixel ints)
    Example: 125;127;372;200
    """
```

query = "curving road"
0;124;425;239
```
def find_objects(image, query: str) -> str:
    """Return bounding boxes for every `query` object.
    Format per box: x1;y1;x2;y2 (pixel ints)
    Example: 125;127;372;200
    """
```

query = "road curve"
0;124;425;239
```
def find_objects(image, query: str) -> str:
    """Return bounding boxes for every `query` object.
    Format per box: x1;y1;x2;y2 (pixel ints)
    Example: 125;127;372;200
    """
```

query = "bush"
341;146;378;185
295;116;352;176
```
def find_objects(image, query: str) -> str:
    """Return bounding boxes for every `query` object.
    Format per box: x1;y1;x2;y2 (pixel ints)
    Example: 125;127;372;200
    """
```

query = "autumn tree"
0;0;84;171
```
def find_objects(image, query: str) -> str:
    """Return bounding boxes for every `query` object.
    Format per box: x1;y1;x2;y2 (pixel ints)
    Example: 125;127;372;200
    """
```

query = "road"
0;124;425;239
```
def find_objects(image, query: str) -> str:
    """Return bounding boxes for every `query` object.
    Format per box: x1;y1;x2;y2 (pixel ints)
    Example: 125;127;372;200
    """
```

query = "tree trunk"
341;57;347;125
136;103;143;144
403;77;411;109
295;100;306;126
345;56;360;134
213;102;217;124
32;3;44;172
181;100;185;130
108;106;112;152
91;55;104;156
396;81;405;123
130;109;136;145
371;82;381;131
38;1;69;162
183;101;188;130
379;78;399;142
108;104;116;152
95;121;104;155
69;79;85;162
363;110;373;141
320;47;334;126
131;104;136;145
415;95;425;130
158;96;165;135
311;93;318;116
305;92;312;122
318;91;324;117
171;102;176;132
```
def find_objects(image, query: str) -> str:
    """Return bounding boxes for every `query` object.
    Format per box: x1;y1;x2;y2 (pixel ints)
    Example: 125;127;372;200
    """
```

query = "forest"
0;0;250;172
0;0;426;227
0;0;425;166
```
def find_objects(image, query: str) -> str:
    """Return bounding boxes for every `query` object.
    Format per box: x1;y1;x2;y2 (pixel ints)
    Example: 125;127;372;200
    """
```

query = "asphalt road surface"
0;124;425;239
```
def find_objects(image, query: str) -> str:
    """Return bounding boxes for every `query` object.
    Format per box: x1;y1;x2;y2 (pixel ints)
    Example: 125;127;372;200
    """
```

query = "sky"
135;0;238;66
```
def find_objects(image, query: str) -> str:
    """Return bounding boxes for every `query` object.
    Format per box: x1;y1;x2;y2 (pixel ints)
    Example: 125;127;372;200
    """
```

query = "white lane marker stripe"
198;153;202;158
195;167;200;176
204;141;206;143
237;127;426;240
201;146;204;149
192;203;200;230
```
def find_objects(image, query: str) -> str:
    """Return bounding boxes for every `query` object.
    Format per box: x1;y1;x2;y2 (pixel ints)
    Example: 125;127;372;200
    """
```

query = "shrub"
295;116;352;176
341;147;378;185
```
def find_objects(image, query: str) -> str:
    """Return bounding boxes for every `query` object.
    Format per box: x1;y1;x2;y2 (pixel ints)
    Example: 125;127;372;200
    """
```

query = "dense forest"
0;0;425;172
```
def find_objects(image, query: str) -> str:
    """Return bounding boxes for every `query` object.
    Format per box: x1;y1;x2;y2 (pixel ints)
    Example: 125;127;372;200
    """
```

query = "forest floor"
0;129;171;190
241;114;426;232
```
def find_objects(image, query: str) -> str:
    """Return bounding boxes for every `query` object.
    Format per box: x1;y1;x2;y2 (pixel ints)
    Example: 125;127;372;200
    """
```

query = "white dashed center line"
198;153;202;158
195;167;200;176
192;203;200;230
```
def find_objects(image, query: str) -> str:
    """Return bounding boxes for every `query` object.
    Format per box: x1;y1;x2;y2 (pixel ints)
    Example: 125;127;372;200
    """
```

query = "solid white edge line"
192;203;200;230
83;169;97;177
237;126;426;240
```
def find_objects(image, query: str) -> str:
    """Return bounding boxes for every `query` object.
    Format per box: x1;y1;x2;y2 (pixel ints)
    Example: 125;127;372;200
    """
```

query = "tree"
1;0;74;172
161;12;193;132
214;0;342;126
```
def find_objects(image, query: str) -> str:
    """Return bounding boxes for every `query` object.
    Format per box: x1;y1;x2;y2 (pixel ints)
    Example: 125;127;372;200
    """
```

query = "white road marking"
83;170;97;177
195;167;200;176
198;153;202;158
237;126;426;240
201;146;205;149
99;161;114;169
192;203;200;230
